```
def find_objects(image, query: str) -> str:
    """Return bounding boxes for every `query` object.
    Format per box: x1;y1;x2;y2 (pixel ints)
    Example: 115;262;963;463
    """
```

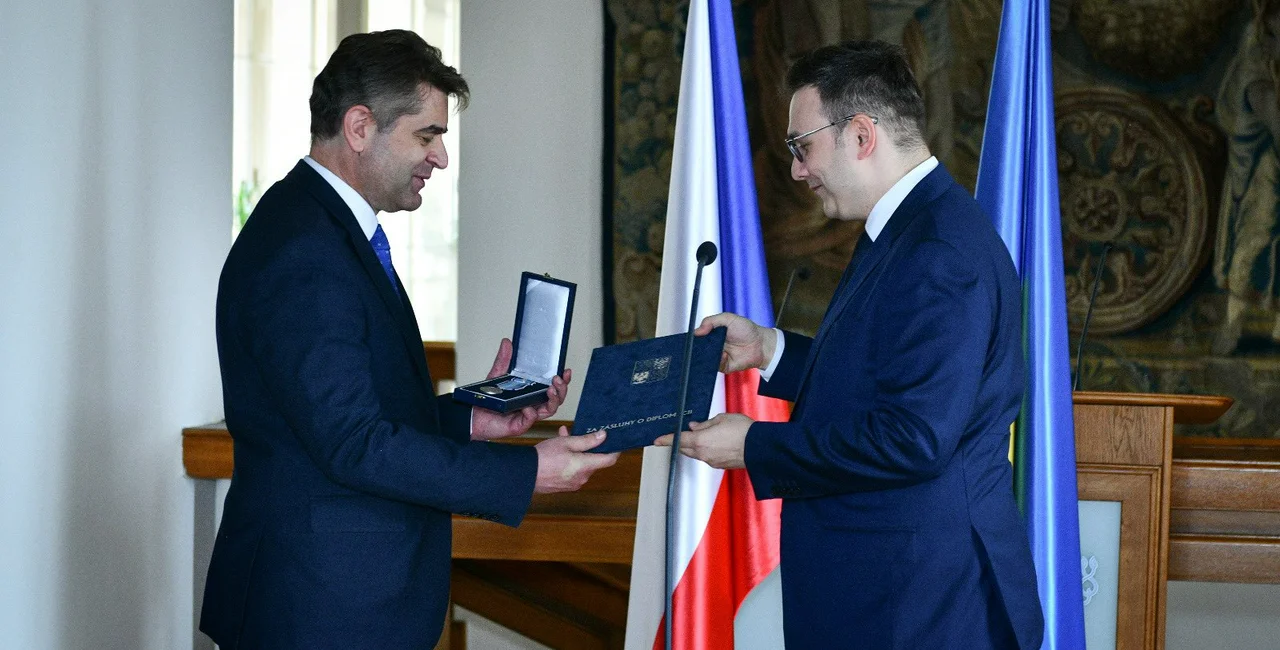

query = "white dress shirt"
303;156;379;240
760;156;939;381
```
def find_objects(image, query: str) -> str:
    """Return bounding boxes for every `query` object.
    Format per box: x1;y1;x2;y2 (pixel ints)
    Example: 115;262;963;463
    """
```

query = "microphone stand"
664;241;716;650
775;266;809;329
1073;242;1111;391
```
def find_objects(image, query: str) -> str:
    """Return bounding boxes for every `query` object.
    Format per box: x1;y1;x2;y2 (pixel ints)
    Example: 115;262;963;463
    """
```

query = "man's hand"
695;313;774;374
653;413;753;470
533;427;620;493
471;338;571;441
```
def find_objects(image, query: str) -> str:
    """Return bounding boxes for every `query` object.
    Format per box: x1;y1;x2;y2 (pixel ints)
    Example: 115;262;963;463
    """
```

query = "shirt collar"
864;156;938;242
303;156;379;240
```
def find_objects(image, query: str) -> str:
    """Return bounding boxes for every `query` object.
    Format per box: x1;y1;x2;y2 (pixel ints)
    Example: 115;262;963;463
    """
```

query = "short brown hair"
310;29;469;141
787;40;927;150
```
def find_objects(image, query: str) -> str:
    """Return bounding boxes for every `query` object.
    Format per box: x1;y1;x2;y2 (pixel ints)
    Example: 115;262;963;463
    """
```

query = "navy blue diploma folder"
573;327;727;453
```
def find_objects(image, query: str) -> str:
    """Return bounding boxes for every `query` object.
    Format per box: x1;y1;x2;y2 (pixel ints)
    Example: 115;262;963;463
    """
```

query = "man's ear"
342;105;377;154
848;115;877;160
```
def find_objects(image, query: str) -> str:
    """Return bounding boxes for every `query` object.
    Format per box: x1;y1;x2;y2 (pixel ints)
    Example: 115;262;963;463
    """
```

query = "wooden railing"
186;419;643;553
1169;436;1280;583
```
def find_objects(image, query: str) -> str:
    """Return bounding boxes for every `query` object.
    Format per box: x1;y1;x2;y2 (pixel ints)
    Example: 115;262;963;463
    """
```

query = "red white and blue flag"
624;0;790;647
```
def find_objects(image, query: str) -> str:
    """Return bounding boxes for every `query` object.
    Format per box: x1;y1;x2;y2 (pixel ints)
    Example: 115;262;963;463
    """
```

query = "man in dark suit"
200;30;617;649
658;41;1044;648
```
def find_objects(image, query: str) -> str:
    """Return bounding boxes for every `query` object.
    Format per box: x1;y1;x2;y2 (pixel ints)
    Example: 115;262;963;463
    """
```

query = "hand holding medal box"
453;272;576;413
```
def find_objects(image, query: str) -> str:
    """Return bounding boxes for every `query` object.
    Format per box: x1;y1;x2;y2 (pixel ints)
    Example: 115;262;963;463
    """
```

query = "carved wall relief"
1056;88;1212;334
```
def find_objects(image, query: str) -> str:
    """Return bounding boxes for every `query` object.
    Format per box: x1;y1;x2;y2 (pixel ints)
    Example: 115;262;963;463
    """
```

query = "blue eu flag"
974;0;1088;648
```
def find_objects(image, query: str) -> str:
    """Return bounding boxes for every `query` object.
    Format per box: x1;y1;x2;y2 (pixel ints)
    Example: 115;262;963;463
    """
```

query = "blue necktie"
370;224;397;288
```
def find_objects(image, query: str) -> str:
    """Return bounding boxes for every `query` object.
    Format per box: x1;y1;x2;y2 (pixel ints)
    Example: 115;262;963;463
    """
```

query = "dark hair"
786;40;927;150
310;29;469;141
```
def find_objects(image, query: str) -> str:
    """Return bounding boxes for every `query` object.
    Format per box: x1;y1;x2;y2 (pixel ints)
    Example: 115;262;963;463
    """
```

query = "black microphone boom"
775;265;810;329
664;240;716;650
1073;242;1112;391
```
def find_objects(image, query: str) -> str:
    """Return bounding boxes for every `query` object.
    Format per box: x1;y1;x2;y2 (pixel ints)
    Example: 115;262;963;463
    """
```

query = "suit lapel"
794;234;893;395
288;162;434;395
793;165;958;398
394;270;426;343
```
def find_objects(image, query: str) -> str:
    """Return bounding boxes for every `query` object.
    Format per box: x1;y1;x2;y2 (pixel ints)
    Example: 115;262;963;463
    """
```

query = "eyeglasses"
785;113;879;163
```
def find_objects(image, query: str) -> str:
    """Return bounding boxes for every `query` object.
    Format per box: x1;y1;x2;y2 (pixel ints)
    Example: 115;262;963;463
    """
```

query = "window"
232;0;461;341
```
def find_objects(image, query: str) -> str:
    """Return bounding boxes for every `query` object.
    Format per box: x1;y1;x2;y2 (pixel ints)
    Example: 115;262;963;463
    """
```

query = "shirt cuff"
759;328;785;382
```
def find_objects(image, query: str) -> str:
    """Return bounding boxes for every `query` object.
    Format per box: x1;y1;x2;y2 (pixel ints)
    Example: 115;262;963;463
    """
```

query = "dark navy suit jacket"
746;165;1044;649
200;161;538;649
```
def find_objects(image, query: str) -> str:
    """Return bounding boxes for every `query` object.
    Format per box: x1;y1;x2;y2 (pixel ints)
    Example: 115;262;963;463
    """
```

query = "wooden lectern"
1072;391;1232;650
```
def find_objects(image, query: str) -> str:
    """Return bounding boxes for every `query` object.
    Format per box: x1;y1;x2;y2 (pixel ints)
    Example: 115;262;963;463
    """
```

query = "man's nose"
430;143;448;169
791;156;806;181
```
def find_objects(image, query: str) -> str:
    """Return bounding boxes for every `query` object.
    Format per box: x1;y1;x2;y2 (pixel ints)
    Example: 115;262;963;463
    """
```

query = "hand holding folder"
572;327;727;454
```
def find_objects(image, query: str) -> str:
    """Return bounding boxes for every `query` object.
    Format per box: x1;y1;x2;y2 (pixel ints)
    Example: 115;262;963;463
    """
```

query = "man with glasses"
658;40;1044;648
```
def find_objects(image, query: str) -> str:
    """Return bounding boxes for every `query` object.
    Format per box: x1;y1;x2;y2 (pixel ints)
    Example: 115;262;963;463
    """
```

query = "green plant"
233;175;261;237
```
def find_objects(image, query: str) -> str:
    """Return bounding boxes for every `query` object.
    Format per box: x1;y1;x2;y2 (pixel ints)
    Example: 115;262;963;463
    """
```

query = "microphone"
665;240;717;650
696;240;718;265
775;265;811;329
1072;242;1112;391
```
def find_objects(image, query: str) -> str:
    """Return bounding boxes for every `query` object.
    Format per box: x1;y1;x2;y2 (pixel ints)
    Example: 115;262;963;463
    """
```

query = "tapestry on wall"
604;0;1280;438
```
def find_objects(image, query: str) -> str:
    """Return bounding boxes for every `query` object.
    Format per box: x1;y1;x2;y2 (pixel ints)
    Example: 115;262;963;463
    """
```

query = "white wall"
456;0;605;420
0;1;230;648
454;2;602;647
